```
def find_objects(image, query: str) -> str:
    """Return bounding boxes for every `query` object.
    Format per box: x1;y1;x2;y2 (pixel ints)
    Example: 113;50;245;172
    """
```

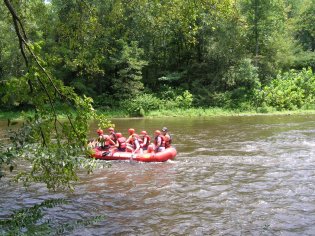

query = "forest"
0;1;315;234
1;0;315;117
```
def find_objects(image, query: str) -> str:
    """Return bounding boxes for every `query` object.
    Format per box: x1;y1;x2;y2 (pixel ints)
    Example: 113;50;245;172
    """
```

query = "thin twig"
4;0;76;143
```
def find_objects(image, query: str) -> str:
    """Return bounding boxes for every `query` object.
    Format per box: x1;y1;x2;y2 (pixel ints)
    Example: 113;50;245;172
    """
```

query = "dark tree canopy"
0;0;314;112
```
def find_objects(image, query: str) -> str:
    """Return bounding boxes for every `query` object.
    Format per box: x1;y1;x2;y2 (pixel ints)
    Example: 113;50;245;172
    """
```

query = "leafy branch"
1;0;111;189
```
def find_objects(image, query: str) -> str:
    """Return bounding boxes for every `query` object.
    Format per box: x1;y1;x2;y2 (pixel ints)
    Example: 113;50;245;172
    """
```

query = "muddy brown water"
1;115;315;235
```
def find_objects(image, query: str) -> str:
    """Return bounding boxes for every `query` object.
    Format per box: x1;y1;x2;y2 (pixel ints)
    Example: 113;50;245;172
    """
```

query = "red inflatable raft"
90;147;177;162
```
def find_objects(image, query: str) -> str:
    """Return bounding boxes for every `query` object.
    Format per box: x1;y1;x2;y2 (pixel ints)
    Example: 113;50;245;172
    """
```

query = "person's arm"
165;134;171;143
155;137;161;151
134;140;140;152
157;137;162;147
126;135;132;144
108;138;115;145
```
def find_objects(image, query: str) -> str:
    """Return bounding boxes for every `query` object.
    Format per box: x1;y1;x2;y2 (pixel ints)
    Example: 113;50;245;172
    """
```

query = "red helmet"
108;127;114;132
128;128;135;134
116;132;122;138
154;130;161;135
97;129;103;135
141;130;147;135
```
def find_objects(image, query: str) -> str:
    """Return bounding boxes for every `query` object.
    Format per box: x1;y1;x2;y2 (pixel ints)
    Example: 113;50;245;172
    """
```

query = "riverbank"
2;107;315;121
145;107;315;118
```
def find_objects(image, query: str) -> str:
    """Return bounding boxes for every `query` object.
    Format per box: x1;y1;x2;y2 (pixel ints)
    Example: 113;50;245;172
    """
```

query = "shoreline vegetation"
1;1;315;234
2;107;315;121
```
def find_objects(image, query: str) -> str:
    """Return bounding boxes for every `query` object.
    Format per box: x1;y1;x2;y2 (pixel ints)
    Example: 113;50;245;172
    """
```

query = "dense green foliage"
0;0;111;188
0;1;314;234
256;68;315;110
122;90;193;116
0;1;111;234
0;0;314;115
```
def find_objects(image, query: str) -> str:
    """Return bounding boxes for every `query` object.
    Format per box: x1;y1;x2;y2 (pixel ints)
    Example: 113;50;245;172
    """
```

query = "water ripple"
1;115;315;235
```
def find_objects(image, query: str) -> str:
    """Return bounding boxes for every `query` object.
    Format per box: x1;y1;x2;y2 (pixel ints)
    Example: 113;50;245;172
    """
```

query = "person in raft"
161;127;172;148
139;130;151;150
126;128;136;145
126;133;142;153
101;135;115;150
154;130;165;152
95;129;104;147
115;132;127;152
108;127;117;144
87;129;101;148
96;129;115;150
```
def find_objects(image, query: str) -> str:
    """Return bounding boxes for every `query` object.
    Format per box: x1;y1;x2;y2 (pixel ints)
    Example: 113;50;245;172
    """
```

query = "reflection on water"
1;115;315;235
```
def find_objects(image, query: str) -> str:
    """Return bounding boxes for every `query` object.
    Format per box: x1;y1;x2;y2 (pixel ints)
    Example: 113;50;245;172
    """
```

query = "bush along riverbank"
105;68;315;118
2;68;315;120
2;106;315;121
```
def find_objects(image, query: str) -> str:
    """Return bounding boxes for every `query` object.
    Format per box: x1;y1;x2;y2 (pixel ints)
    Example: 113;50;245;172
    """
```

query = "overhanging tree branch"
3;0;28;66
3;0;83;143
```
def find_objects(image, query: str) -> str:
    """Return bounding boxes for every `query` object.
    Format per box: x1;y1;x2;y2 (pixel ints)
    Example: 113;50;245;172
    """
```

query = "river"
1;114;315;235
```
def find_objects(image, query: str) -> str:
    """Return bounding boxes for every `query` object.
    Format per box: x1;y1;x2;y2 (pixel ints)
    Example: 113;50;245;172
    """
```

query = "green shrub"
209;92;232;108
122;93;162;116
122;90;194;116
93;94;119;110
223;58;261;107
157;85;188;100
257;68;315;110
174;90;193;108
236;101;254;112
256;103;277;113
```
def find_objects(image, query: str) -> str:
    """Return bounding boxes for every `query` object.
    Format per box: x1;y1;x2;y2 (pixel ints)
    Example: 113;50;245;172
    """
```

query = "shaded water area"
1;114;315;235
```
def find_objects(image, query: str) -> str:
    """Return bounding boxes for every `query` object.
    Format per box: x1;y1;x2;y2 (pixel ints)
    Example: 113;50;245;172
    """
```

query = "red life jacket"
140;135;151;148
132;138;141;150
98;135;109;144
117;137;126;149
164;133;172;148
127;135;134;144
110;132;117;142
154;135;165;148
